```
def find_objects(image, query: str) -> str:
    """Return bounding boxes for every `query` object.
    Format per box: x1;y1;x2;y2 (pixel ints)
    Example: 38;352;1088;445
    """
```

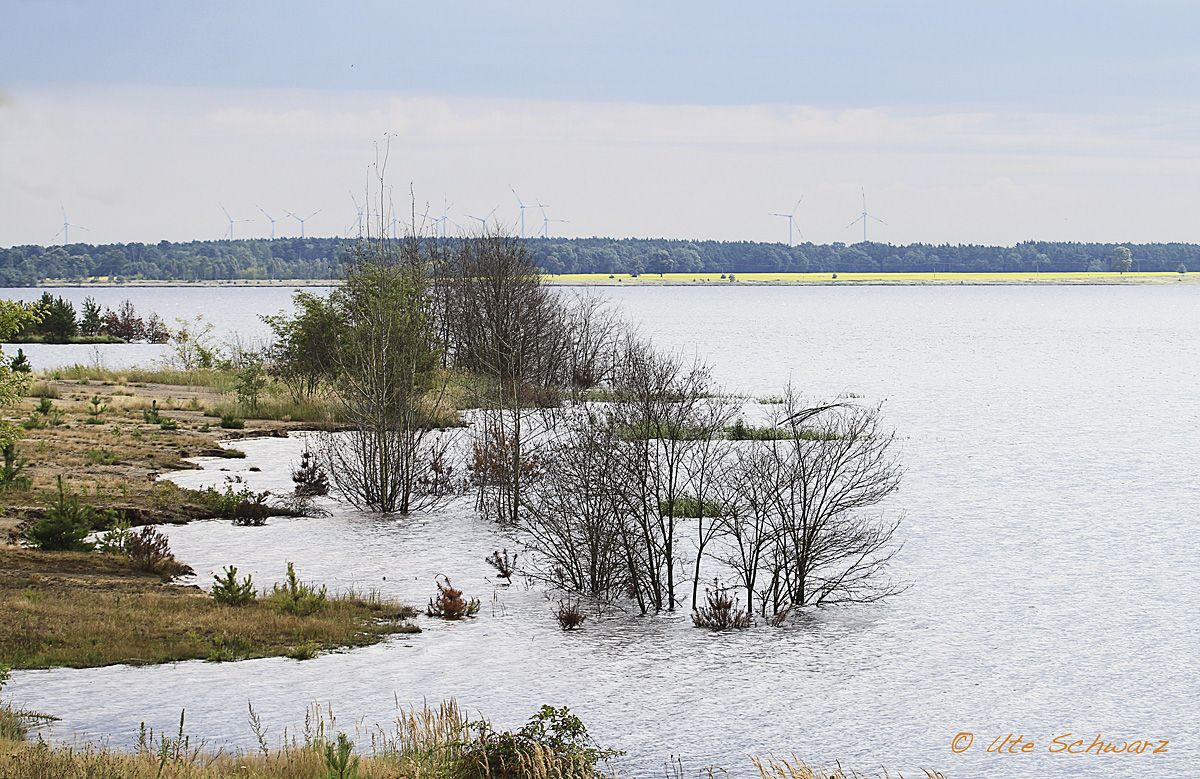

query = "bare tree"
515;409;633;602
742;394;905;613
607;336;734;612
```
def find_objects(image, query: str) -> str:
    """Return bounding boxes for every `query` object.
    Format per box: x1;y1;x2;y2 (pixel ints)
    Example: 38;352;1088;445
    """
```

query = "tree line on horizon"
0;236;1191;285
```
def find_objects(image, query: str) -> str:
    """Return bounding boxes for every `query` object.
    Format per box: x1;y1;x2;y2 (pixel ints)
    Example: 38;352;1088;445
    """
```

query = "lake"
6;284;1199;778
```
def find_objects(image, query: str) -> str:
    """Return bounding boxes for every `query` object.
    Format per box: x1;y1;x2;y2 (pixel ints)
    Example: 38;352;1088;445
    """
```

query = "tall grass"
208;394;338;425
46;364;238;391
0;700;619;779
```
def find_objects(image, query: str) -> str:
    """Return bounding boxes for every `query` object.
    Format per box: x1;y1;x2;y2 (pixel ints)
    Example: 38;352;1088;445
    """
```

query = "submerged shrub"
199;482;274;523
692;580;753;630
555;599;586;631
268;562;327;616
24;476;99;551
426;575;480;620
211;565;256;606
291;448;329;497
485;549;518;582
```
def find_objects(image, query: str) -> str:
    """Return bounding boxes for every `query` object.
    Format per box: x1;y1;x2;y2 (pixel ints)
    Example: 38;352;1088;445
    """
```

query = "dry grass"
0;695;940;778
0;700;617;779
754;757;945;779
0;378;303;538
48;364;239;391
0;548;419;669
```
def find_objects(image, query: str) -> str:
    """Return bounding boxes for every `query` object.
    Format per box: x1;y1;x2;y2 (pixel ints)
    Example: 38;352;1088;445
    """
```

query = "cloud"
2;85;1199;247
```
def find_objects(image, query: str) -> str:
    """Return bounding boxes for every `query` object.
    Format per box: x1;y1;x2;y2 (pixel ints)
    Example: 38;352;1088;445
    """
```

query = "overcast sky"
3;0;1200;247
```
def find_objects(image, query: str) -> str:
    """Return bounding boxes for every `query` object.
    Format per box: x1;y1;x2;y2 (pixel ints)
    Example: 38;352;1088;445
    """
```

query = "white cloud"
3;86;1199;247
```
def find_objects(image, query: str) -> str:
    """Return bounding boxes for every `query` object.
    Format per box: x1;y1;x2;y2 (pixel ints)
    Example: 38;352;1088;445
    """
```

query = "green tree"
321;240;454;514
1111;246;1134;274
34;294;78;342
263;291;340;400
79;296;103;336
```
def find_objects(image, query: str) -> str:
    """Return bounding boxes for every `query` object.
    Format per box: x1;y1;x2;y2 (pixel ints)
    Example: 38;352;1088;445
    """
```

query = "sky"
3;0;1200;247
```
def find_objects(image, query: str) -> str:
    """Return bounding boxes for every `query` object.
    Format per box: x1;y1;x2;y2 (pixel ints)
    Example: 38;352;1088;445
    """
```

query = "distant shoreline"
24;272;1197;288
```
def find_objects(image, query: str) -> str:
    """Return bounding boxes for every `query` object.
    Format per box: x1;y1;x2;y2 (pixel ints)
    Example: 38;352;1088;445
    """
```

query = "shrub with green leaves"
219;413;245;430
457;705;622;777
24;476;99;551
268;562;327;616
211;565;256;606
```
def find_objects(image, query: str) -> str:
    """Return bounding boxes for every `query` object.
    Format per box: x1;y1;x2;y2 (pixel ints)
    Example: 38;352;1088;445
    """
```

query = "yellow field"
547;271;1192;285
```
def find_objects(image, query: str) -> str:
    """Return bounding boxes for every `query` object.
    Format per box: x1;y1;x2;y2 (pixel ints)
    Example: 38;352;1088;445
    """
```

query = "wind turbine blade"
846;216;864;228
792;198;802;216
220;203;232;220
870;216;887;225
770;213;789;218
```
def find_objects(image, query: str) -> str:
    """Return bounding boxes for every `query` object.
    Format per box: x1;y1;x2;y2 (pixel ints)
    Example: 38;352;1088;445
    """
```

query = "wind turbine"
510;186;534;238
287;209;321;239
436;199;453;239
465;206;499;231
54;206;87;245
770;197;804;246
537;202;567;238
220;204;253;240
257;206;281;240
347;192;365;237
846;188;886;243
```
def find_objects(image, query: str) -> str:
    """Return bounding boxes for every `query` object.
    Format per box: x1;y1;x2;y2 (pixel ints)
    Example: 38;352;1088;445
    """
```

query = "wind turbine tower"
257;206;281;240
510;186;534;238
465;206;498;232
347;193;365;238
437;199;453;239
220;204;253;240
770;197;804;246
55;206;87;245
287;209;322;239
847;188;886;243
537;203;567;237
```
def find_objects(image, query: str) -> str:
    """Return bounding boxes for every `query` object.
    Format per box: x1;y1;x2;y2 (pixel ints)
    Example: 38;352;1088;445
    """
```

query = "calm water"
6;285;1199;778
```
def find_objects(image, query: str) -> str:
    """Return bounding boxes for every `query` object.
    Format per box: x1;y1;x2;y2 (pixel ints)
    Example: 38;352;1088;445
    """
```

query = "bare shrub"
554;599;586;631
485;549;518;582
127;526;193;579
692;580;753;630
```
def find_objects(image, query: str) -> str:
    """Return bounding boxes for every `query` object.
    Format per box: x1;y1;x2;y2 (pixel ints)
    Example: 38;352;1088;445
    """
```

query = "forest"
0;235;1193;285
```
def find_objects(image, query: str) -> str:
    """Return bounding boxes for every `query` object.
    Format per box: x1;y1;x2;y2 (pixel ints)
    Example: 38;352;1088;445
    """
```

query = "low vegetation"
0;693;938;778
0;548;418;669
426;576;480;620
